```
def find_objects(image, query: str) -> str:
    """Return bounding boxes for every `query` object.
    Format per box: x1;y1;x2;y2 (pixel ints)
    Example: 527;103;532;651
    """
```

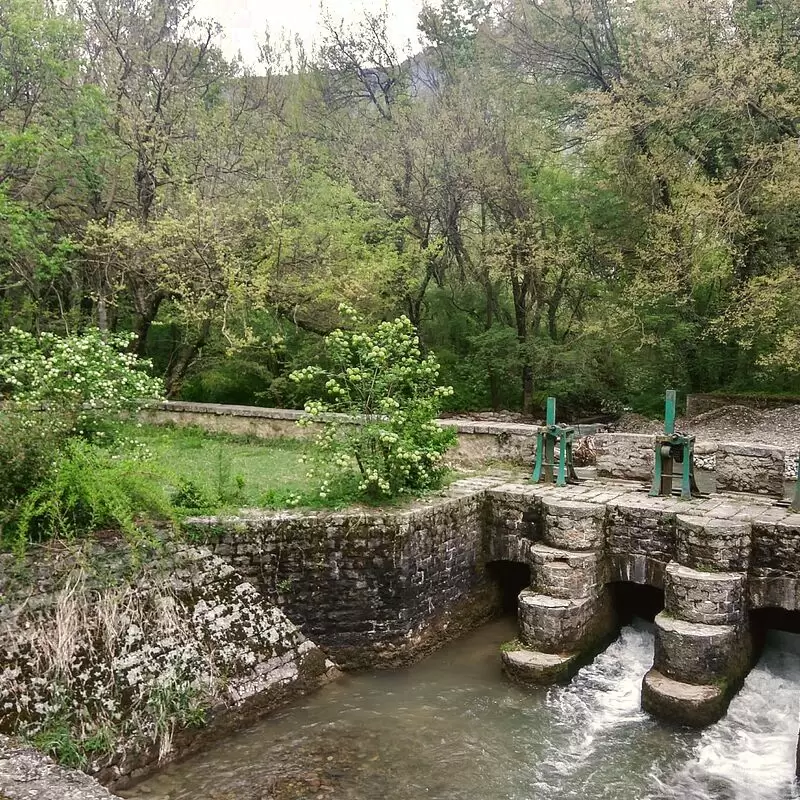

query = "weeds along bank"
0;475;505;796
0;537;339;791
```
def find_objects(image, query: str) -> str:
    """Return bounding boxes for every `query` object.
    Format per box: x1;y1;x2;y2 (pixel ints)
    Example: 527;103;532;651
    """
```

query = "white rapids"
649;630;800;800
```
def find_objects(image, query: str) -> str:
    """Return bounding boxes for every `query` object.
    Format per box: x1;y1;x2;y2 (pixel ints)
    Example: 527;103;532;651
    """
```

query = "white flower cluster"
288;309;457;500
0;327;164;437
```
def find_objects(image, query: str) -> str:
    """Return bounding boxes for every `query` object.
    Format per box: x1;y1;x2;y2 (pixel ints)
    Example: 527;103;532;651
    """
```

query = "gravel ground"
617;405;800;453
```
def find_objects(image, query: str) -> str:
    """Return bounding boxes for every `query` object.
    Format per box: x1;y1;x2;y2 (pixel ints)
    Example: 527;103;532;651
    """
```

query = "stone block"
748;576;800;611
652;612;751;685
486;533;536;567
0;735;121;800
675;515;752;572
530;544;602;599
664;563;746;625
517;589;615;654
716;442;785;496
607;553;668;589
500;647;578;686
641;668;728;727
751;517;800;577
542;499;606;550
594;433;655;481
605;501;676;565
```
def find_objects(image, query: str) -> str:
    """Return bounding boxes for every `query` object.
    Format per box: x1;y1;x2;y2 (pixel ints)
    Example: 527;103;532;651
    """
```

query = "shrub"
0;327;163;440
5;440;173;551
0;328;167;548
0;415;57;513
290;306;456;500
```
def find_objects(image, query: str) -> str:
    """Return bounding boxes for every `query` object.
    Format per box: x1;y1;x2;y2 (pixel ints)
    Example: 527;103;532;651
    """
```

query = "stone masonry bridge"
488;479;800;728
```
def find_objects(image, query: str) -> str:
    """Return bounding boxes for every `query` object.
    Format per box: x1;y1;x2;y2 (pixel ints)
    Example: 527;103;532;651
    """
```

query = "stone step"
500;646;578;685
653;612;750;686
641;668;727;727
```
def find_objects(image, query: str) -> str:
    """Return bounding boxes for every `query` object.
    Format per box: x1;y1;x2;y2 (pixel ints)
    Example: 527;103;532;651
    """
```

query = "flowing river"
121;619;800;800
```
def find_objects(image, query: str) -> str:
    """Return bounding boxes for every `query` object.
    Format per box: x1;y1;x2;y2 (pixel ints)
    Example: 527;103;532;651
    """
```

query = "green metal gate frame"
531;397;579;488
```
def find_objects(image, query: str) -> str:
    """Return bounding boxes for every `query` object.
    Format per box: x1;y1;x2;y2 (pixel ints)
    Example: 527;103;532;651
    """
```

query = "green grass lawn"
123;422;466;514
123;422;320;512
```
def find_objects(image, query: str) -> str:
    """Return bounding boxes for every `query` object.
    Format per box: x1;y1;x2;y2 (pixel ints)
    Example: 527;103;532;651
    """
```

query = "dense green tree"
2;0;800;414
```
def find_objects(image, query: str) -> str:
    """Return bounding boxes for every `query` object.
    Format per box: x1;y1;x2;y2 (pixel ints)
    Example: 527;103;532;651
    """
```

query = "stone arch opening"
750;607;800;655
485;560;531;614
609;581;665;625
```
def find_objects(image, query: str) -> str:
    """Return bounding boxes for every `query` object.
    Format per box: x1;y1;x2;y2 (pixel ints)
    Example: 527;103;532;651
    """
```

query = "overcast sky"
193;0;427;68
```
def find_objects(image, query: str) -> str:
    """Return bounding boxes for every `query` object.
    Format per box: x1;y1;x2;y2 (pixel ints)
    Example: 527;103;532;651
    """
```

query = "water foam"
650;632;800;800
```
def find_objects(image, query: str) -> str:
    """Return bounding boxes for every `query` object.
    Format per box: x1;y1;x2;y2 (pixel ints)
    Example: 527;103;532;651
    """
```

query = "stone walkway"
496;478;800;526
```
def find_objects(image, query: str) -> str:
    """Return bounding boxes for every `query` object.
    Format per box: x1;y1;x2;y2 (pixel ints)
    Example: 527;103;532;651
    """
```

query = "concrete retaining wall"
141;402;793;495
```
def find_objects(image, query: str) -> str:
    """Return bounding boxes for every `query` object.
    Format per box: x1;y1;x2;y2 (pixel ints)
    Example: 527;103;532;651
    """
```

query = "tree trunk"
130;288;165;356
164;318;212;397
483;273;502;411
511;265;533;415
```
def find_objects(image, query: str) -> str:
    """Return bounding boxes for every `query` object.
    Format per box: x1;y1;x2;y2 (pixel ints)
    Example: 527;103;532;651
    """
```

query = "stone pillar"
502;499;614;685
642;519;753;727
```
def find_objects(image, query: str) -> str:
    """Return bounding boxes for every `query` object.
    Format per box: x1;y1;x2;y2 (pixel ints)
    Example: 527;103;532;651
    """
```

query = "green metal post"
664;389;677;436
650;450;662;496
792;454;800;513
681;447;692;500
546;396;556;427
557;435;567;487
532;432;544;482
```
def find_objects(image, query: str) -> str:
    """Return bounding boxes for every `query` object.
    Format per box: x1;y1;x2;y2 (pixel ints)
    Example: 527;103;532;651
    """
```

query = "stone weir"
490;480;800;728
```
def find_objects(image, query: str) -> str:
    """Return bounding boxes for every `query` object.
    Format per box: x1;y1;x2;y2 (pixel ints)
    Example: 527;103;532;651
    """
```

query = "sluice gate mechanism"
649;389;700;501
531;396;579;488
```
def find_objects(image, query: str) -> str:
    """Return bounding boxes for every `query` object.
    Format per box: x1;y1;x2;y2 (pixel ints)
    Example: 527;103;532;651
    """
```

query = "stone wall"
715;442;786;496
140;402;594;467
594;433;655;481
141;402;795;494
0;540;338;791
592;432;787;497
185;477;506;669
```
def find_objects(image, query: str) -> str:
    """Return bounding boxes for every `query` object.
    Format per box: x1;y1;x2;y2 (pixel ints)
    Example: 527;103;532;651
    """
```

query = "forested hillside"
2;0;799;416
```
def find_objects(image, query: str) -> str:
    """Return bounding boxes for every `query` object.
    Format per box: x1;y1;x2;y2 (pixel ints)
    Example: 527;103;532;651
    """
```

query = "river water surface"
121;619;800;800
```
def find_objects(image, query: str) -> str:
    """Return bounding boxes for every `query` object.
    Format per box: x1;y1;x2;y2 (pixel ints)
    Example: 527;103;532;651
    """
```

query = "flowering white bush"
0;327;163;437
0;328;166;547
290;306;456;499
